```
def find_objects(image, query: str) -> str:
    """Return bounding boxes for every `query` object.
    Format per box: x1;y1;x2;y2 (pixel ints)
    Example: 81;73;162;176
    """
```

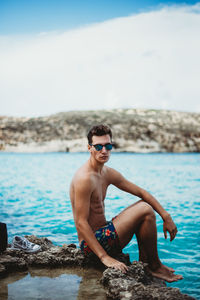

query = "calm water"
0;152;200;299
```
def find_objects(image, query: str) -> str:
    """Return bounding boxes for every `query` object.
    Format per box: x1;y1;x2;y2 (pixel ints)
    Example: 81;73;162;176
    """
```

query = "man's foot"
164;265;175;273
148;264;183;283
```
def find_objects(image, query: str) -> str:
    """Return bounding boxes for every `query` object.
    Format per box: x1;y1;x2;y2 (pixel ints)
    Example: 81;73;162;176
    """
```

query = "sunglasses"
90;143;113;151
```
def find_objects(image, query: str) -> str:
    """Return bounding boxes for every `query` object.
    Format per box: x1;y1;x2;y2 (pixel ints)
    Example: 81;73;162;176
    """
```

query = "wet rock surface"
0;109;200;152
0;236;195;299
101;263;195;299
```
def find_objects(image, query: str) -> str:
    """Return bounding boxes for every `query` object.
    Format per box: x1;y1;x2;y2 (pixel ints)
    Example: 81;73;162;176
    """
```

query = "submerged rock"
0;236;196;299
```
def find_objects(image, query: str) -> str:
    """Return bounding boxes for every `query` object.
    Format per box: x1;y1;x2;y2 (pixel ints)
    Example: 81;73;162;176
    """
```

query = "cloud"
0;3;200;117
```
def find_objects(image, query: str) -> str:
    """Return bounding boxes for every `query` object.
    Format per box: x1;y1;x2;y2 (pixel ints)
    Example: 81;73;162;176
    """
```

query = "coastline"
1;108;200;153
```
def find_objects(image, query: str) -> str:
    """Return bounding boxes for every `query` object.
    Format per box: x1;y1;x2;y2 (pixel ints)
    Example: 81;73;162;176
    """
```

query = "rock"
0;109;200;152
0;254;27;277
0;236;196;299
101;262;195;300
0;235;129;275
3;239;85;269
0;264;6;277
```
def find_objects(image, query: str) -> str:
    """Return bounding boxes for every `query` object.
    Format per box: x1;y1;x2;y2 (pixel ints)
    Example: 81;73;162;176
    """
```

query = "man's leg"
112;200;183;282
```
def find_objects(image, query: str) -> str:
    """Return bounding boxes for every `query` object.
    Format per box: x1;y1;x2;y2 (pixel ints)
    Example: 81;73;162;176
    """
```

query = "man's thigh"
113;200;152;249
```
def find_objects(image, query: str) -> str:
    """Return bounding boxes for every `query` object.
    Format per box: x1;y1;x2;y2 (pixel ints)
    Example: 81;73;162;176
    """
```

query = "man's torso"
70;162;111;242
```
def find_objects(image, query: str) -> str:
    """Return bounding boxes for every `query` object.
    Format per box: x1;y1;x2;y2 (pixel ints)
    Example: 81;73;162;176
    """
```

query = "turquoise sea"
0;152;200;299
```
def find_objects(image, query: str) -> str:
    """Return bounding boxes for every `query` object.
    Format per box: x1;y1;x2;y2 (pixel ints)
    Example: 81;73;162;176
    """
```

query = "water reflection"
0;267;107;300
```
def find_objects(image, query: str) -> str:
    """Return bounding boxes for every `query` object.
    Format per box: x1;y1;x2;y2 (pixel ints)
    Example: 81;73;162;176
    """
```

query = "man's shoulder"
104;165;118;175
104;166;124;184
72;164;96;186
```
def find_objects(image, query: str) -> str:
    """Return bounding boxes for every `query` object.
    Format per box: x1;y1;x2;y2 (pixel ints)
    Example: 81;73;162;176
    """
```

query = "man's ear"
88;144;92;152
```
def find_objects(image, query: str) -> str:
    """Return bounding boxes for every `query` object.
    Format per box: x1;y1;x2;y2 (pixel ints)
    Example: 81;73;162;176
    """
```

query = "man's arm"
74;176;128;272
109;168;178;241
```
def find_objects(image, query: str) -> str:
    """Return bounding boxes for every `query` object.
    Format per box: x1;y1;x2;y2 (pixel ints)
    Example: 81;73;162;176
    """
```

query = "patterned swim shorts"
80;219;121;257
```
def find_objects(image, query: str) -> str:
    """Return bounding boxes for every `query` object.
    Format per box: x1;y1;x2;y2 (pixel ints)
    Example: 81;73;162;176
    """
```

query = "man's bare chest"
90;179;109;207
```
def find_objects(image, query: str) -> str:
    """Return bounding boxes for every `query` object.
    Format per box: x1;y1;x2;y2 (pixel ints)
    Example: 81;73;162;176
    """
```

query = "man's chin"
100;156;109;161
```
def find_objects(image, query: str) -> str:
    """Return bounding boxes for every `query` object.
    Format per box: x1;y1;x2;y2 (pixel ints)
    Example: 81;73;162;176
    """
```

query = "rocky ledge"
0;236;195;299
0;109;200;152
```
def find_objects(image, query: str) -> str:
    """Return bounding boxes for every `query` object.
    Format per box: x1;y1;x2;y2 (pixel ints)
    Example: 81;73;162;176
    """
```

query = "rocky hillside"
0;109;200;152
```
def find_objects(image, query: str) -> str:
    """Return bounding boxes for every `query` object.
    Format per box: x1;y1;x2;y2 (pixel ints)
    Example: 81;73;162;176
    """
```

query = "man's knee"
138;200;156;218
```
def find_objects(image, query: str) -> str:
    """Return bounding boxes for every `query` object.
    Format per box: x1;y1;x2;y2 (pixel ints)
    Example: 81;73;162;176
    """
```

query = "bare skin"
70;134;183;282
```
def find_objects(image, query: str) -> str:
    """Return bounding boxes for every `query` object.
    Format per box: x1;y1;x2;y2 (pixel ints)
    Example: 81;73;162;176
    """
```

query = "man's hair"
87;124;112;144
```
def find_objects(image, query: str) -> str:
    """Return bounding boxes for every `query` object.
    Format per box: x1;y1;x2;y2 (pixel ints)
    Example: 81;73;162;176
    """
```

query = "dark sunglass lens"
94;144;103;151
105;144;113;150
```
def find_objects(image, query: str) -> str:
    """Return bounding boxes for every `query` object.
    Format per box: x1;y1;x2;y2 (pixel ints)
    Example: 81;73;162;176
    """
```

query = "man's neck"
88;156;104;174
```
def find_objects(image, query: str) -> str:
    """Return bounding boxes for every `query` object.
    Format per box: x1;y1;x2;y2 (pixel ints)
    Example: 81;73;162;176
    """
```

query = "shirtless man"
70;124;183;282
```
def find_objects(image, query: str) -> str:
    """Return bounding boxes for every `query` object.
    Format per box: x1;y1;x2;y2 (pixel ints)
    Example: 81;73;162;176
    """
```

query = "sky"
0;0;200;117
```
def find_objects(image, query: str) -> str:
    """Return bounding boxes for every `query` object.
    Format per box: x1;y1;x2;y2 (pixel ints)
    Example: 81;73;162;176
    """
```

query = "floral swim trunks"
80;218;122;257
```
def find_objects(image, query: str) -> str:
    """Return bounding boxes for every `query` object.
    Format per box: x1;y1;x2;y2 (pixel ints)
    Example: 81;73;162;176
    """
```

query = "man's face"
88;134;112;163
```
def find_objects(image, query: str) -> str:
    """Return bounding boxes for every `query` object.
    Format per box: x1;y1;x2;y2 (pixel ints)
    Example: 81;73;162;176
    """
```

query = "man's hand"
163;214;178;241
100;255;128;273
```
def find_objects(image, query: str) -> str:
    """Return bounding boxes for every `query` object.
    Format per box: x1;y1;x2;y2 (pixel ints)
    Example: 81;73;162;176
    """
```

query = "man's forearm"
141;189;170;220
113;177;171;220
